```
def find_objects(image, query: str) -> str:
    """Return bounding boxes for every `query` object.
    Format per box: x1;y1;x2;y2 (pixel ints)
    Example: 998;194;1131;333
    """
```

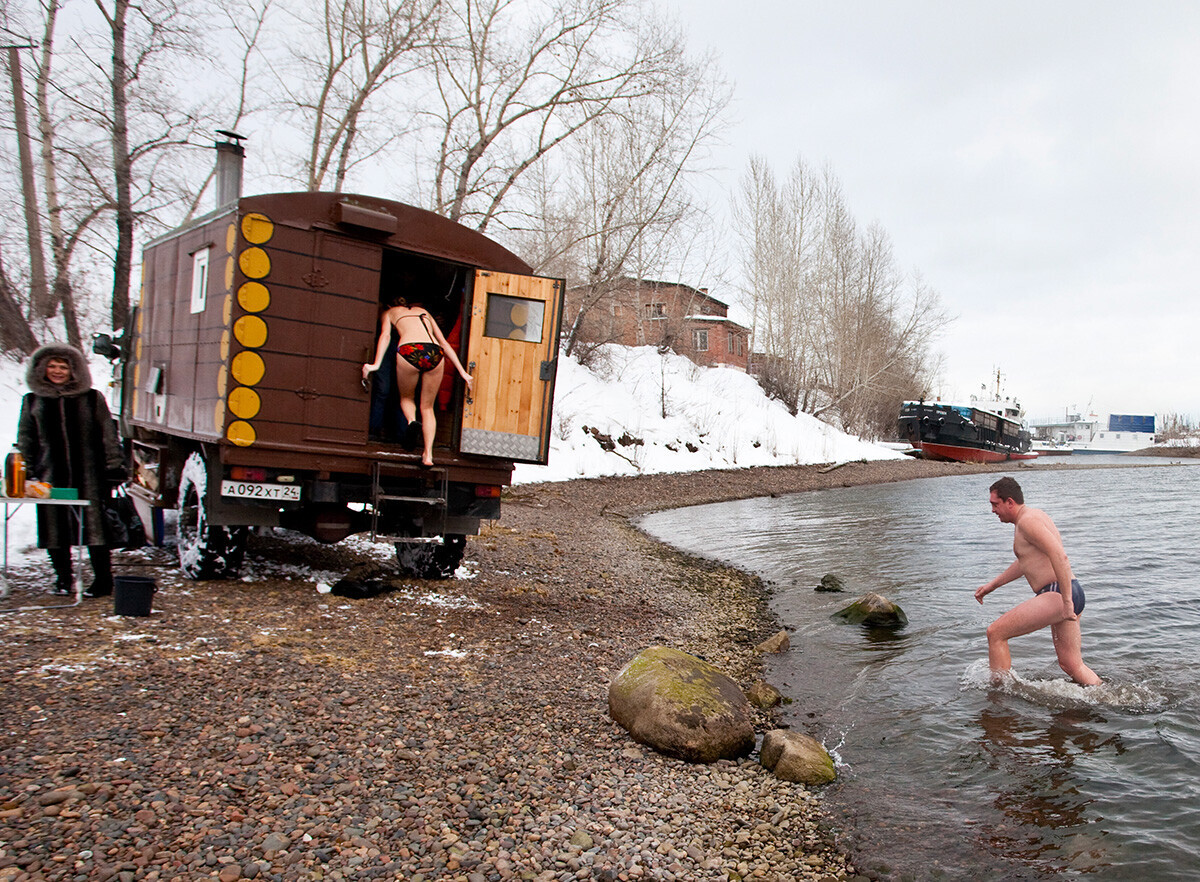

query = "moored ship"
898;379;1036;463
1029;411;1156;454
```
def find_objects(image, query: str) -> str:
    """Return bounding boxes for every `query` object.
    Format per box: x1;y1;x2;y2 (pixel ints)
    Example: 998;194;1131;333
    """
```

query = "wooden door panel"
460;270;563;464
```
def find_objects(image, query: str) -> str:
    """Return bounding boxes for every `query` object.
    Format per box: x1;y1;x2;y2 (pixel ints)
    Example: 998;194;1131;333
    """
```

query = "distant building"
565;278;750;371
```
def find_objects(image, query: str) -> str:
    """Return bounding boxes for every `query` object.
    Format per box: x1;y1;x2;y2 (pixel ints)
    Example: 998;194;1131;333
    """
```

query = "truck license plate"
221;481;301;501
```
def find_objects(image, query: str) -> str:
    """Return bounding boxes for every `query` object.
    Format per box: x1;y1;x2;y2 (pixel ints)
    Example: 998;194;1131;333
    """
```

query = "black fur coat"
16;344;126;548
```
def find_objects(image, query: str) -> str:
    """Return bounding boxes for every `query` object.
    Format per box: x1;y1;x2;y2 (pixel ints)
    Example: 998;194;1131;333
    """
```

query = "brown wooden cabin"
119;190;564;579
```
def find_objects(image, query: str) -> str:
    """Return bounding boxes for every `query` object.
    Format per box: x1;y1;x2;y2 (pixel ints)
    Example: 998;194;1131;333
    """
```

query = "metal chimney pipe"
214;130;246;208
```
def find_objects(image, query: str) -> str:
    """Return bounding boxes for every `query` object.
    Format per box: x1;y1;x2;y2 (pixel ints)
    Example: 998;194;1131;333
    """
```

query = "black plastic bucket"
113;575;156;616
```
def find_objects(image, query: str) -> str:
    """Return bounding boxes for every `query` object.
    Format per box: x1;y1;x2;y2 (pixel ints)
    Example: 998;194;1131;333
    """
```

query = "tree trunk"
0;250;38;356
6;46;52;320
36;1;78;340
107;0;134;332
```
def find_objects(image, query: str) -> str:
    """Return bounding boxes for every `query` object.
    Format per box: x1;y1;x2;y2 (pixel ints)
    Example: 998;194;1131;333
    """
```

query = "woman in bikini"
362;297;473;466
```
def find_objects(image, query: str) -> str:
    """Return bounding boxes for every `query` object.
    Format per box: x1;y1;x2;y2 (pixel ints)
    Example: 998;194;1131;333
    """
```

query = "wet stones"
815;573;846;592
760;729;837;786
744;681;783;709
831;591;908;628
753;629;790;653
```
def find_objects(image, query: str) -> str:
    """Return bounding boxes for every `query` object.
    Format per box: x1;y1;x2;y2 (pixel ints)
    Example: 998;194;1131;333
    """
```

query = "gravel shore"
0;458;1003;882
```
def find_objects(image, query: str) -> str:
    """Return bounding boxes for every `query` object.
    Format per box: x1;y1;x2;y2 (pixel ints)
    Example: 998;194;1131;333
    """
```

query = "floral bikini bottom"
397;341;444;373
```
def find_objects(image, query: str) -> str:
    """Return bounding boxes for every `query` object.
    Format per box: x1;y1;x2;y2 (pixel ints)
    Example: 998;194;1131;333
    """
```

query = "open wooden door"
460;270;564;464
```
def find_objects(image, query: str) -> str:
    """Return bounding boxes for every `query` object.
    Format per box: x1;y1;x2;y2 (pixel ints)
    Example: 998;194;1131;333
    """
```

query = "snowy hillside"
512;344;899;483
0;345;899;568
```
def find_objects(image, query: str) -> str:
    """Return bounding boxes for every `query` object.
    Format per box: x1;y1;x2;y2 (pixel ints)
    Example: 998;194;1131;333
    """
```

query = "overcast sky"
662;1;1200;421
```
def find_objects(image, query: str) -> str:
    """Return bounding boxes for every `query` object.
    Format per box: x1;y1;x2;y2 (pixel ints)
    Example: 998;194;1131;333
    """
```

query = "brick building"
566;278;751;371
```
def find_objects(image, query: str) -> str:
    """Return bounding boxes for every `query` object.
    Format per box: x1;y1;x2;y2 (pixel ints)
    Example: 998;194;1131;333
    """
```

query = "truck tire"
395;534;466;579
177;452;248;579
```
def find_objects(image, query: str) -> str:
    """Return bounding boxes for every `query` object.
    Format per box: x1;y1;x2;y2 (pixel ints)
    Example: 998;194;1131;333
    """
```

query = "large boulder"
760;729;836;785
608;646;755;763
830;592;908;627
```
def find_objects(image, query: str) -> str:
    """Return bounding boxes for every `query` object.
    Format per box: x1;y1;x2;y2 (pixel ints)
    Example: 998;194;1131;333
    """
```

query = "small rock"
815;573;845;592
753;630;790;654
760;729;836;785
744;681;783;709
569;830;594;848
261;833;290;854
831;592;908;627
36;790;73;807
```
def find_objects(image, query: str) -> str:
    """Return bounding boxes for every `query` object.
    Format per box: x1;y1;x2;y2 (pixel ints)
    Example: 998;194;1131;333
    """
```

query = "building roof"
685;314;750;331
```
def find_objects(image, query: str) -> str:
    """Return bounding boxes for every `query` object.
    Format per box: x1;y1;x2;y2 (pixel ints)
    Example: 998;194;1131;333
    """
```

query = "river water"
639;460;1200;881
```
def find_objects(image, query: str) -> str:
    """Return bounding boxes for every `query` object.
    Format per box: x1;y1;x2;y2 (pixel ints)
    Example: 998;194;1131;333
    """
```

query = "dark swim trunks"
397;341;444;372
1037;579;1085;616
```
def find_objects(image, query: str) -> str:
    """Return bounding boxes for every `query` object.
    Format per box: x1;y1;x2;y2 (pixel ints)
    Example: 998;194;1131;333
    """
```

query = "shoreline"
0;458;1026;881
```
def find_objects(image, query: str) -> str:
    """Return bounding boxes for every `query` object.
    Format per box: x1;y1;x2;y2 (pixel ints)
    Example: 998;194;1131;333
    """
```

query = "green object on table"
49;487;79;499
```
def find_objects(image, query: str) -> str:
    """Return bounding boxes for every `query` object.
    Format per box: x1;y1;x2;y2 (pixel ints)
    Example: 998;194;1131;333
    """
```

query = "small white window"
190;248;211;314
646;302;666;319
693;329;709;351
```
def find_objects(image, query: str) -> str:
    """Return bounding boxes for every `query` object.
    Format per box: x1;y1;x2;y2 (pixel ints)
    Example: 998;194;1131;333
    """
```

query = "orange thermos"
5;446;25;497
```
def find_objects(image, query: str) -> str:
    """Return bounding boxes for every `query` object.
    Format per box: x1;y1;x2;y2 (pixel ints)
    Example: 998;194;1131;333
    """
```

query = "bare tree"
733;155;822;413
180;0;274;221
0;247;39;354
0;0;218;349
734;155;949;438
507;32;728;361
5;39;50;319
88;0;203;331
426;0;684;233
276;0;437;193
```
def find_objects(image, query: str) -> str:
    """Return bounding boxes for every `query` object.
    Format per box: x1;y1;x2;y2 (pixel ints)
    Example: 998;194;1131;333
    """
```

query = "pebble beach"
0;458;993;882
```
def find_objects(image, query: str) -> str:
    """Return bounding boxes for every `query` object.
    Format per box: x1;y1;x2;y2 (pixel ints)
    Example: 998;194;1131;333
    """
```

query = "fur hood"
25;343;94;398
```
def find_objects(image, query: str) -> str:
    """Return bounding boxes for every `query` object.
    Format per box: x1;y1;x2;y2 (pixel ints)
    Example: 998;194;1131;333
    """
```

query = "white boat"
1028;411;1156;454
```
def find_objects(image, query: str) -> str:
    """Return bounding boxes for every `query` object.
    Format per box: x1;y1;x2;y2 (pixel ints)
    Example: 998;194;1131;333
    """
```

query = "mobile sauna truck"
108;142;563;580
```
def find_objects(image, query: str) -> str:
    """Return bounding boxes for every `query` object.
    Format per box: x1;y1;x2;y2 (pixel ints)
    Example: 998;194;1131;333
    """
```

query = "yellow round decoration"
224;256;234;289
509;302;529;326
226;222;236;253
227;420;257;447
137;306;145;331
216;365;228;398
220;330;230;362
239;247;270;280
231;350;266;386
223;293;233;324
241;213;274;245
233;314;268;348
237;281;270;313
214;401;225;433
508;328;527;340
228;386;261;419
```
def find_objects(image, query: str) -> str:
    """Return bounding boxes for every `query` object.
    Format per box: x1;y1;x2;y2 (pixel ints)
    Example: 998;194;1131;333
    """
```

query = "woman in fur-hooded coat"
16;343;126;594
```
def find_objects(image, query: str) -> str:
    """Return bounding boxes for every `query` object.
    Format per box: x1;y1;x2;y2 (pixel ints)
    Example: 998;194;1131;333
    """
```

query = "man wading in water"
974;476;1102;686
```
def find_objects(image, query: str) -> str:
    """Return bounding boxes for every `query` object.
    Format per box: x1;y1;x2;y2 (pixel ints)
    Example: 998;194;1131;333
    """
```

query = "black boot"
47;547;73;595
84;546;113;598
403;419;423;450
